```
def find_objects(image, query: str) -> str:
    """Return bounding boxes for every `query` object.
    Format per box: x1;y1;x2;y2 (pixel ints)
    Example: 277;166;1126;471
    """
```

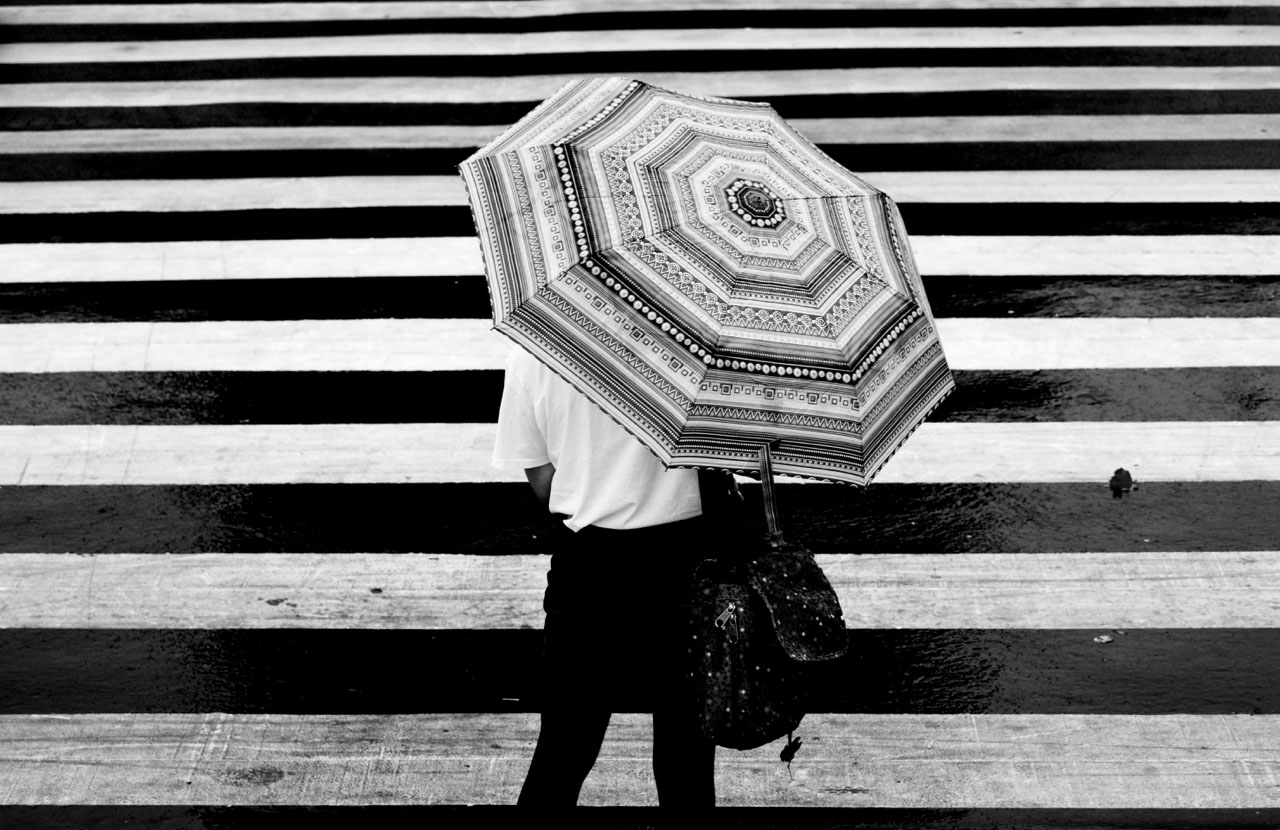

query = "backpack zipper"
715;601;739;644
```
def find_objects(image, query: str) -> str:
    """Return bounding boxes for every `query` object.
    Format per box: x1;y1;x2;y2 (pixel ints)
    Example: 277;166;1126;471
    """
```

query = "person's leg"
517;707;612;807
652;706;716;809
651;524;717;809
518;544;613;808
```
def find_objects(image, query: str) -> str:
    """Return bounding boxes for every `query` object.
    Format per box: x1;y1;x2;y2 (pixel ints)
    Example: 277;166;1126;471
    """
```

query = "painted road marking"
2;551;1277;629
3;236;1278;282
3;318;1278;372
2;712;1279;807
5;116;1280;157
8;66;1280;108
11;27;1280;65
5;0;1275;25
1;421;1277;484
5;171;1280;215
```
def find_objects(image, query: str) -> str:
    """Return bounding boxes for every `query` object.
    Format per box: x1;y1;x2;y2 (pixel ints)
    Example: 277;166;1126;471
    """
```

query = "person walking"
493;346;720;810
467;78;955;813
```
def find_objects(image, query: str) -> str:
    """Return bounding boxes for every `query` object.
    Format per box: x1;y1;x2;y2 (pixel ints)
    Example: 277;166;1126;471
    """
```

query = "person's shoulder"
505;345;532;372
512;347;580;395
505;347;547;386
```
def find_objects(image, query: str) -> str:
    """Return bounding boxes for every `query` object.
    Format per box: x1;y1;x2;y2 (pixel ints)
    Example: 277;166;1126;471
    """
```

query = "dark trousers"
517;516;717;809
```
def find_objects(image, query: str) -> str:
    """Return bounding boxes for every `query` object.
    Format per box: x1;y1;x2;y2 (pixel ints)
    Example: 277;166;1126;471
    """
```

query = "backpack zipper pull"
715;601;739;643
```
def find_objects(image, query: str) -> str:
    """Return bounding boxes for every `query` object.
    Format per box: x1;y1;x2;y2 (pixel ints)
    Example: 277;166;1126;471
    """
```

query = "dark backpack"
687;448;848;751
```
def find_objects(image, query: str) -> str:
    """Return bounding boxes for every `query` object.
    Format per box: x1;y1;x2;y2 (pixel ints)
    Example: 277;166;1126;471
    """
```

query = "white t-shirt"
492;347;702;532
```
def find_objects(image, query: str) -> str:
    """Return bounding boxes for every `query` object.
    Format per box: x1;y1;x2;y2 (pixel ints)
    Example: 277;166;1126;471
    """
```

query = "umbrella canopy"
460;77;954;485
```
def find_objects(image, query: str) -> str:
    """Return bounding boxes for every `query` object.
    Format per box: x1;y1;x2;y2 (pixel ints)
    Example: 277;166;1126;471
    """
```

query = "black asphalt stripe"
939;368;1280;422
925;276;1280;317
3;368;1279;426
0;372;505;425
770;89;1280;118
9;7;1280;41
4;276;1274;325
0;277;491;323
0;149;469;181
6;141;1278;181
6;47;1280;84
824;141;1280;171
1;628;1278;714
902;203;1280;235
2;482;1275;554
6;808;1280;830
9;204;1280;243
9;91;1280;132
7;273;1265;321
0;102;539;131
0;208;474;244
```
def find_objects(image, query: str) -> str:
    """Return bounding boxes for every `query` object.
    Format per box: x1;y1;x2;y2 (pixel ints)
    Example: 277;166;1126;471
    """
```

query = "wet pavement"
5;806;1280;830
3;0;1279;821
2;628;1278;716
0;367;1277;426
4;481;1276;555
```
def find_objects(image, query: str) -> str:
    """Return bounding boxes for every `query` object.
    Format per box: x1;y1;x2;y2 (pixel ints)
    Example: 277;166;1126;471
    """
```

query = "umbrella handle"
758;441;786;548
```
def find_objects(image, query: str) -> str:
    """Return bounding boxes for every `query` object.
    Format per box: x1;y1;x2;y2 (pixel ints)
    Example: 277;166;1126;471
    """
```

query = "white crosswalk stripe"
5;236;1279;282
3;318;1279;372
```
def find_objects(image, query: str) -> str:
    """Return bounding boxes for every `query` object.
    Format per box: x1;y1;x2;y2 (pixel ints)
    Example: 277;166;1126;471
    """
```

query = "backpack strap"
758;440;786;549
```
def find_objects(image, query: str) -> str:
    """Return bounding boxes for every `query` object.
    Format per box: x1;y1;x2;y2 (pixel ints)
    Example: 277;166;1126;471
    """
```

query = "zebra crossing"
6;551;1280;628
2;0;1280;823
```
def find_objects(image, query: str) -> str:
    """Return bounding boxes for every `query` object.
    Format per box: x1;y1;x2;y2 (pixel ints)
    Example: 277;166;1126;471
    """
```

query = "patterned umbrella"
460;77;954;485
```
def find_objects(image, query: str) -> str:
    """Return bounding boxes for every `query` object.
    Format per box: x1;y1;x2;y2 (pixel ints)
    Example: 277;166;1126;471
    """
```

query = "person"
492;346;720;810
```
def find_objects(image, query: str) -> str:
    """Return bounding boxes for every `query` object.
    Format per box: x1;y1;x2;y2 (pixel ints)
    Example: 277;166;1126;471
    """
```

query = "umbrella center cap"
725;179;785;227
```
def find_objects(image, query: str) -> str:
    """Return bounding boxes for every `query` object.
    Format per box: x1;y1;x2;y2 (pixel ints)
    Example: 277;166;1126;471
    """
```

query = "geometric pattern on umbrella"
461;77;954;484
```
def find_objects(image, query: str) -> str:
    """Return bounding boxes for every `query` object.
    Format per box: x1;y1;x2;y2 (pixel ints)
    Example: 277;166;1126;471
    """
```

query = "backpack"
686;444;848;751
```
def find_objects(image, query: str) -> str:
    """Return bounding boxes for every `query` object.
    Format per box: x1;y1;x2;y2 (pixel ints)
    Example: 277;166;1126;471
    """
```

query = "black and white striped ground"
3;1;1280;826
